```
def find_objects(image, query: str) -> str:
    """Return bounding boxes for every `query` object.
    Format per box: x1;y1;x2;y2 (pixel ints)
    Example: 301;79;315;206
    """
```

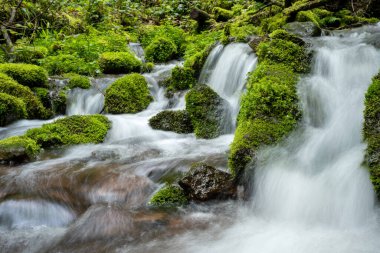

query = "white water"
200;43;257;132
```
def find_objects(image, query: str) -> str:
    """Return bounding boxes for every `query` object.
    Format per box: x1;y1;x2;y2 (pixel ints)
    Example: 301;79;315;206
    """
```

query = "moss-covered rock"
229;61;301;177
65;74;91;89
0;93;27;126
13;46;48;65
213;7;233;22
33;87;51;109
148;184;188;207
0;63;48;88
163;66;196;96
269;29;305;46
145;37;178;63
104;74;152;114
25;115;111;148
0;136;40;163
98;52;142;74
52;90;67;115
149;110;193;134
256;38;310;73
185;85;225;139
0;73;49;119
364;72;380;199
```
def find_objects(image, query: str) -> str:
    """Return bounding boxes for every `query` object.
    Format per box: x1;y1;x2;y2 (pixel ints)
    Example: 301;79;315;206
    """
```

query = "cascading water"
199;43;257;132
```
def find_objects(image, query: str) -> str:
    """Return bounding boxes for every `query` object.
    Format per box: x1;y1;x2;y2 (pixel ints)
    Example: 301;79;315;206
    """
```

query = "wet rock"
365;33;380;49
149;110;194;134
248;36;267;52
179;163;236;201
283;21;322;37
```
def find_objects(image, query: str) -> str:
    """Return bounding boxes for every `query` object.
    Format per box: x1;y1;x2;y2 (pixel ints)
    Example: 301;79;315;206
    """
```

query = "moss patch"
364;72;380;199
0;136;40;163
0;93;27;126
104;73;153;114
25;115;111;148
145;37;178;63
148;184;188;207
98;52;142;74
0;63;48;88
149;110;193;134
65;74;92;89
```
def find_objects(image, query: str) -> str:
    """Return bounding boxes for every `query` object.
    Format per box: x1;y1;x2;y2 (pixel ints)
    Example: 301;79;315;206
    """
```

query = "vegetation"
104;74;152;114
148;184;188;207
25;115;111;148
0;63;48;88
364;72;380;199
149;110;194;134
145;37;178;63
98;52;142;74
164;66;196;97
0;92;27;126
0;136;40;163
185;85;226;139
65;74;91;89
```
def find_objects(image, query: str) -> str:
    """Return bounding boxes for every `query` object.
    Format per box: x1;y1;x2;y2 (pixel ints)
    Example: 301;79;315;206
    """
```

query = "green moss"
364;72;380;199
0;73;49;119
0;63;48;88
269;29;305;46
145;37;178;63
148;184;188;207
0;93;27;126
256;39;310;73
40;54;99;76
259;13;288;34
98;52;142;74
13;46;48;65
65;74;91;89
185;85;225;139
104;73;152;114
142;62;155;73
296;10;322;27
149;110;194;134
33;87;51;108
0;136;40;163
25;115;111;148
52;90;67;115
164;66;196;94
213;7;233;22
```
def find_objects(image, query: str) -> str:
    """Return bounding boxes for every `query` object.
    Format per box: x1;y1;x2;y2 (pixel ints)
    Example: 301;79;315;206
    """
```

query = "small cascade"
199;43;257;132
129;42;145;61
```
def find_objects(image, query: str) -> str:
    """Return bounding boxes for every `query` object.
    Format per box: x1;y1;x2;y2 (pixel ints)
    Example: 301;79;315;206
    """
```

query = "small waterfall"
129;42;145;61
199;43;257;132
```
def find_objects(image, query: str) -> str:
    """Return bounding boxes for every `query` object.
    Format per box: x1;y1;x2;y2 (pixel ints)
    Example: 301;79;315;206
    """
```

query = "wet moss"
98;52;142;74
145;37;178;63
0;92;27;126
0;63;48;88
164;66;196;94
0;73;49;119
0;136;40;163
149;110;194;134
213;7;233;22
148;184;188;207
104;73;152;114
65;74;91;89
25;115;111;148
364;72;380;199
185;85;225;139
13;46;48;65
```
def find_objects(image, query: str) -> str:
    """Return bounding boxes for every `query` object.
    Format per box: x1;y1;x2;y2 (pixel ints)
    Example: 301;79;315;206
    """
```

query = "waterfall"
199;43;257;132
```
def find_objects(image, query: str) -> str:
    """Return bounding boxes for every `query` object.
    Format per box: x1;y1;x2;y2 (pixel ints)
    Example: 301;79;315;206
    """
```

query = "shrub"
98;52;142;74
0;73;48;119
185;85;225;139
13;46;48;64
0;93;27;126
0;136;40;163
364;72;380;199
104;73;152;114
145;37;178;63
0;63;48;88
149;110;194;134
25;115;111;148
148;184;188;207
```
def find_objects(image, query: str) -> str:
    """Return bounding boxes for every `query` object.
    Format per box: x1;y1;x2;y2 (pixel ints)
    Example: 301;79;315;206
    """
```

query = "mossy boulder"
149;110;193;134
52;90;67;115
0;63;48;88
145;37;178;63
104;74;152;114
25;115;111;148
0;73;49;119
0;136;40;163
165;66;196;91
178;163;236;201
269;29;305;46
65;74;91;89
98;52;142;74
364;72;380;199
213;7;233;22
229;61;301;178
148;184;188;207
0;93;27;126
185;85;226;139
33;87;51;109
257;38;310;73
283;21;322;37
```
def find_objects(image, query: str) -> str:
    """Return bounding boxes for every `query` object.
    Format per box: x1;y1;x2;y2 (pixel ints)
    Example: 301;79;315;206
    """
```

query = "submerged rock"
179;163;236;201
283;21;321;37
